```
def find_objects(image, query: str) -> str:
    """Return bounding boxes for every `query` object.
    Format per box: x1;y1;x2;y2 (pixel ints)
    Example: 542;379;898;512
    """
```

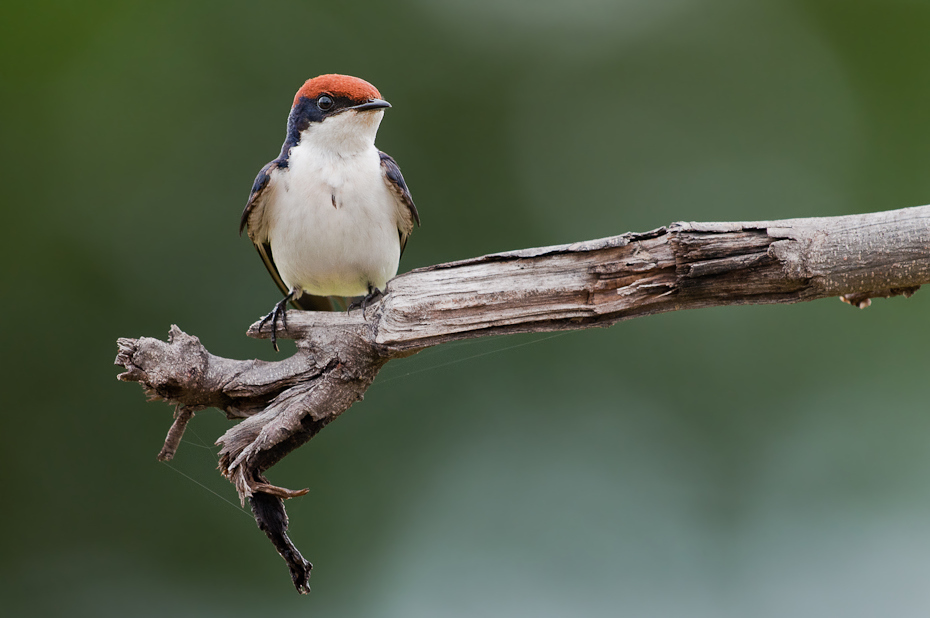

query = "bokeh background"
4;0;930;615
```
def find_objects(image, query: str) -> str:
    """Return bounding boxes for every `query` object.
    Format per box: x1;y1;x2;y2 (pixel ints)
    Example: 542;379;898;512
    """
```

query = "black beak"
350;98;391;112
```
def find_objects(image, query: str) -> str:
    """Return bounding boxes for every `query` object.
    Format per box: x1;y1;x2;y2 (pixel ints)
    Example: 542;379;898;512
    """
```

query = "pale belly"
267;161;401;298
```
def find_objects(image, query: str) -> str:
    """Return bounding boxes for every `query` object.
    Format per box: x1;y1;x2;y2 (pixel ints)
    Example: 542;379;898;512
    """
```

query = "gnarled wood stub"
115;205;930;593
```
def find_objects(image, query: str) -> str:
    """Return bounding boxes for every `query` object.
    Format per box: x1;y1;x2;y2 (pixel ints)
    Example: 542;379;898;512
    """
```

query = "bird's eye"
317;95;334;111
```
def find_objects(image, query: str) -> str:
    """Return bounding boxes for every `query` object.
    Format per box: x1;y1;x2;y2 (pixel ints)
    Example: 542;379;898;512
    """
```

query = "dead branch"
115;205;930;593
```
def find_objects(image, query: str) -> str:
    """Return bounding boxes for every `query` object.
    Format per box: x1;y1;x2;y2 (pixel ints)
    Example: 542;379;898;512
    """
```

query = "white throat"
299;109;384;157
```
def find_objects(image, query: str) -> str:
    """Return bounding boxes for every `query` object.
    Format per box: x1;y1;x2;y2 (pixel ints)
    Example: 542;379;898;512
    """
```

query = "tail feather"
291;295;357;312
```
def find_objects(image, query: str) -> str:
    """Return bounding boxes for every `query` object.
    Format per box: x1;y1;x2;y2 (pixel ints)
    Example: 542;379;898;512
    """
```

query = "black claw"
348;286;384;314
259;292;293;352
363;287;383;310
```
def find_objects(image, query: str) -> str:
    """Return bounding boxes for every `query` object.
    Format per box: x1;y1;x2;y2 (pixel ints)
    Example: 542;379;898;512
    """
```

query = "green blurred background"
4;0;930;615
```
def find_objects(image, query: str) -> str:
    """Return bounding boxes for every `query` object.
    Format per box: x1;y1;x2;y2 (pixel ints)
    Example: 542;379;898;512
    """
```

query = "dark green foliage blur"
4;1;930;615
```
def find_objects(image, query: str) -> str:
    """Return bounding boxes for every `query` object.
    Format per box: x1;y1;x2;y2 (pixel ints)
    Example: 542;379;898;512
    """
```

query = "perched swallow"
240;74;419;350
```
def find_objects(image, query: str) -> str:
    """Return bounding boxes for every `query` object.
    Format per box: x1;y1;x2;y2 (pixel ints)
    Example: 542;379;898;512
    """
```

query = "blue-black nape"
285;96;324;147
276;94;369;165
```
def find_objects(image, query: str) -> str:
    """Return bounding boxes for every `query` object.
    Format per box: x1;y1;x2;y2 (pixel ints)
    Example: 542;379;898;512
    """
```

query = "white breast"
264;135;402;298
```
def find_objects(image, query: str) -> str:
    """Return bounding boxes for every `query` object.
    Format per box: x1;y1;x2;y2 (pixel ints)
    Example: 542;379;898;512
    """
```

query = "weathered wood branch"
115;205;930;593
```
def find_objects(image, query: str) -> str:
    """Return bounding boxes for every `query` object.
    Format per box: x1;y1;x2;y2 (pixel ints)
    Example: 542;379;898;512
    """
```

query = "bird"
240;74;420;350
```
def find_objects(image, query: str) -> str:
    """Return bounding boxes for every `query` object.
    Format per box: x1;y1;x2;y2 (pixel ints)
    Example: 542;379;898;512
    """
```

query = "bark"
115;205;930;593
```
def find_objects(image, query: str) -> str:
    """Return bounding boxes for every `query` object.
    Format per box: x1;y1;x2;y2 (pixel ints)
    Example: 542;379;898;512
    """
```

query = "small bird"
240;74;420;350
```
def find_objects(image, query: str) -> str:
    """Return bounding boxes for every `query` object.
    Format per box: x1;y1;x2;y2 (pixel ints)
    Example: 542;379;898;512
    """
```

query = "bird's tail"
291;295;355;312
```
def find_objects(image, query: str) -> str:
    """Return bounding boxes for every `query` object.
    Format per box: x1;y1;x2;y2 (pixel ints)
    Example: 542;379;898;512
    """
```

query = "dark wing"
240;160;288;295
240;160;276;236
240;160;337;312
379;151;420;256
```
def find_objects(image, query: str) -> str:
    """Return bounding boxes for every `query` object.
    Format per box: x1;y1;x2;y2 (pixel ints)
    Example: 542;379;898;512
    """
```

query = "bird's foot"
258;294;292;352
348;286;384;314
